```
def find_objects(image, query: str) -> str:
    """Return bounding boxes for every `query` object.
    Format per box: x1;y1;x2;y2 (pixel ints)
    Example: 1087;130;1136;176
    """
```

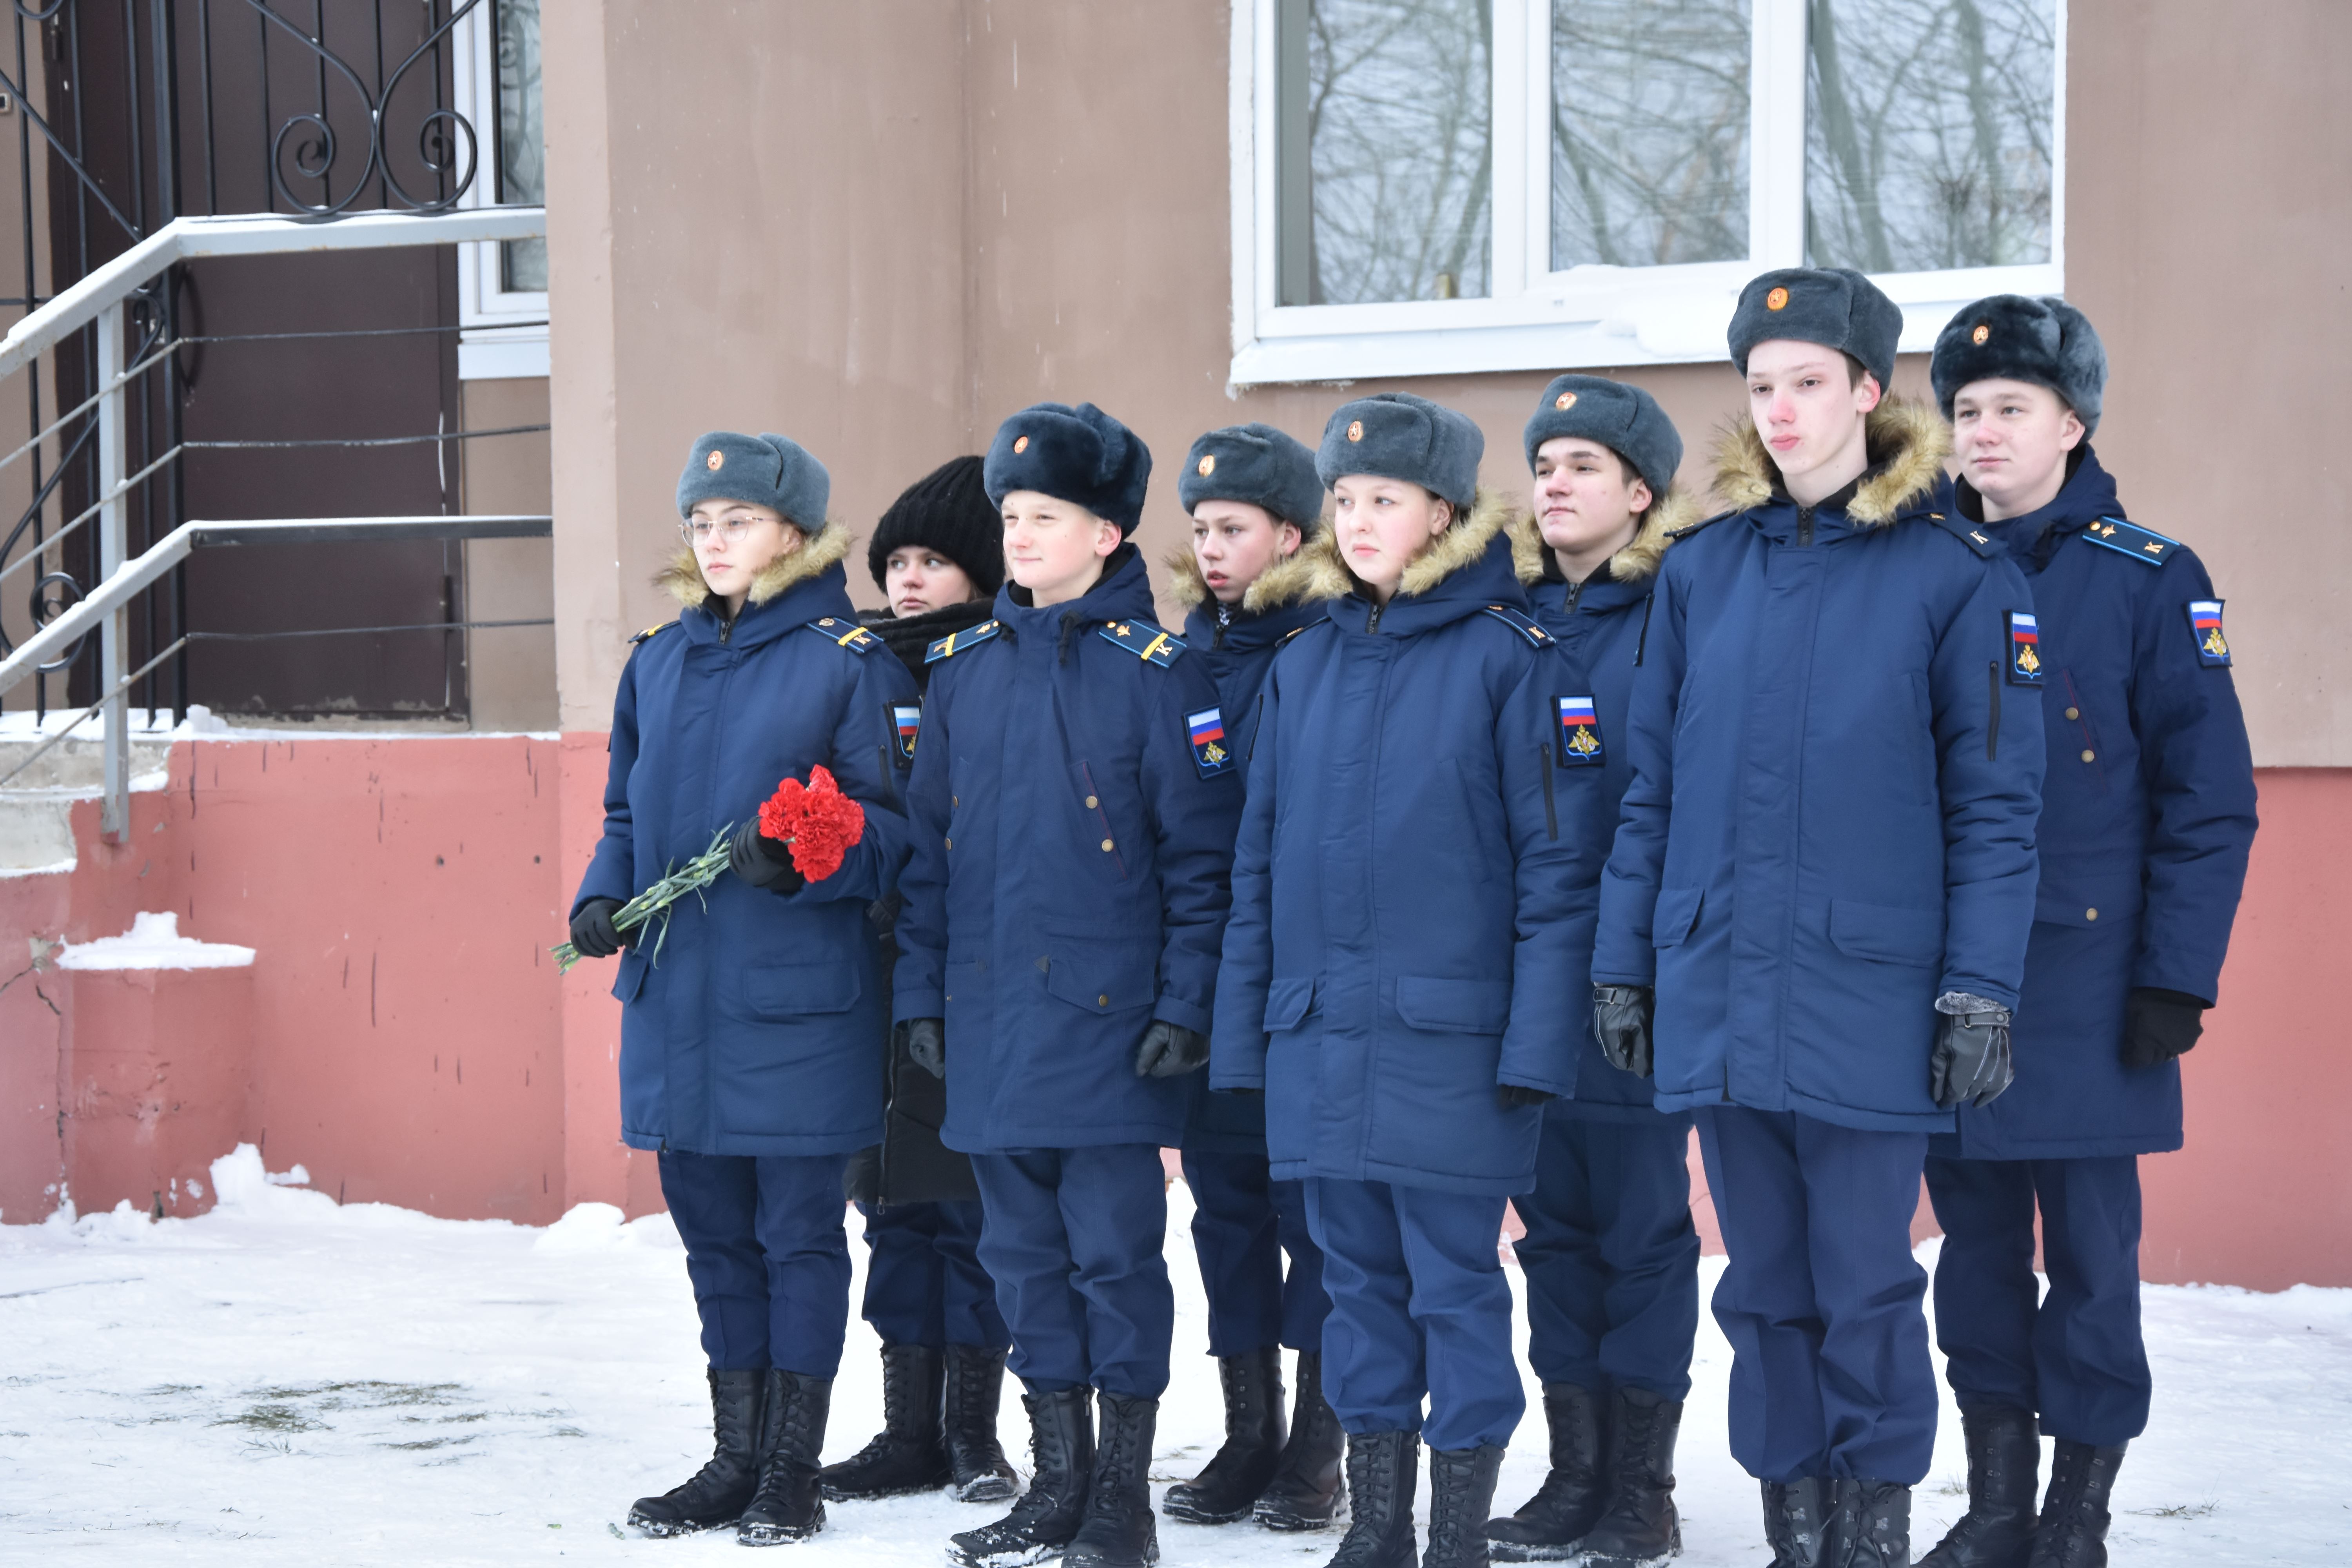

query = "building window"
1230;0;2065;385
455;0;549;380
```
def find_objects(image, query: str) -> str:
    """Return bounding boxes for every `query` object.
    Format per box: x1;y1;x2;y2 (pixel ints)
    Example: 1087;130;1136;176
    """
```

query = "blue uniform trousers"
856;1199;1011;1352
1305;1177;1522;1452
659;1150;854;1377
1181;1150;1331;1357
1924;1154;2150;1446
1515;1114;1702;1401
1697;1108;1936;1485
969;1145;1173;1399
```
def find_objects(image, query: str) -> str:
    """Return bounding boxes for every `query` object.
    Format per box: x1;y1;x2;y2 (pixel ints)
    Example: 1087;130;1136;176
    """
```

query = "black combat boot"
1164;1348;1285;1524
1760;1478;1835;1568
1486;1383;1606;1561
951;1386;1095;1568
2024;1440;2125;1568
1255;1350;1347;1530
1063;1392;1161;1568
737;1370;833;1545
819;1343;952;1500
1578;1386;1684;1567
1828;1479;1910;1568
625;1368;766;1536
1330;1430;1421;1568
944;1343;1022;1504
1920;1406;2040;1568
1423;1443;1507;1568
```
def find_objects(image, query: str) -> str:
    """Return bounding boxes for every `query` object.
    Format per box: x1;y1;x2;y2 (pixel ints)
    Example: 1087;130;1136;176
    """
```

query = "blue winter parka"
1167;546;1339;1156
574;528;918;1158
1513;497;1703;1128
1591;400;2048;1133
892;546;1245;1154
1210;495;1608;1197
1936;446;2257;1160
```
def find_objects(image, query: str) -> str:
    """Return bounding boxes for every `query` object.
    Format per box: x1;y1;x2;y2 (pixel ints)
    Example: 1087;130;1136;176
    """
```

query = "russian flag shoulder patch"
1186;706;1232;778
1556;695;1603;766
2187;599;2230;667
2006;610;2044;685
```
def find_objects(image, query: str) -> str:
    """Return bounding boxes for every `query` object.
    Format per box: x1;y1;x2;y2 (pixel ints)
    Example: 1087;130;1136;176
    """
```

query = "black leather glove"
1931;1000;2015;1109
2122;987;2206;1069
729;818;807;895
1498;1083;1556;1110
568;897;627;959
1135;1020;1212;1079
900;1018;946;1080
1592;984;1655;1076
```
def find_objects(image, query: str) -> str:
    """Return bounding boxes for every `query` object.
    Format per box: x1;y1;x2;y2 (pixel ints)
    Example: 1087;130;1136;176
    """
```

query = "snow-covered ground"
2;1147;2345;1566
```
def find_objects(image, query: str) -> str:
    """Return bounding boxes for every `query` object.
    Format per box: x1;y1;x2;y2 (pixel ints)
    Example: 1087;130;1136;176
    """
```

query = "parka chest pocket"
742;962;863;1020
1042;939;1158;1014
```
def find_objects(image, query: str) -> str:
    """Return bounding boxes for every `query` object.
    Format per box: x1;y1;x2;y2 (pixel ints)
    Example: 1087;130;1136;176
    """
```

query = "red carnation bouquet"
551;765;867;975
757;764;867;881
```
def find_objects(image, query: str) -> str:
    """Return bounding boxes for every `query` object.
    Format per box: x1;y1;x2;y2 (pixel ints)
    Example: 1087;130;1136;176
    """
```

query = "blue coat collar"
992;544;1159;644
1956;445;2123;568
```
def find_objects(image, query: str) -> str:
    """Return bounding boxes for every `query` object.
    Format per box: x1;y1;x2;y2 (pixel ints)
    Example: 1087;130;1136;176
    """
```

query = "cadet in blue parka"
1486;377;1704;1568
1590;270;2047;1568
1159;422;1346;1536
1212;393;1605;1568
569;432;917;1547
1915;297;2257;1568
893;403;1243;1568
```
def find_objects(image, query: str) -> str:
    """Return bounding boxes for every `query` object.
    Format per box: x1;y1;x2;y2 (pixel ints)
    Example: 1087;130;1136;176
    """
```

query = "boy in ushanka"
892;402;1243;1568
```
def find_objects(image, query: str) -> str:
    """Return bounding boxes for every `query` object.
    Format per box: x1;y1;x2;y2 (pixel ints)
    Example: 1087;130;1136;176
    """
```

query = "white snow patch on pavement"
0;1147;2345;1566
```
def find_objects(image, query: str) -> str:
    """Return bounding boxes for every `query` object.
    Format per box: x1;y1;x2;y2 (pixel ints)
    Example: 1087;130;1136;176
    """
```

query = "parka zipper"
1987;662;2001;760
1563;579;1584;615
1797;505;1815;547
1366;600;1385;634
1539;745;1558;840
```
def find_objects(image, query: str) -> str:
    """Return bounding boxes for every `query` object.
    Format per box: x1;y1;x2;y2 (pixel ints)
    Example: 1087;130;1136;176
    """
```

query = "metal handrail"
0;513;555;704
0;205;550;842
0;207;546;381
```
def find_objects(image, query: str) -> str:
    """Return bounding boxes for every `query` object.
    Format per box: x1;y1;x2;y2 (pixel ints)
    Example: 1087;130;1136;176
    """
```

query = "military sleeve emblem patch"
2006;611;2044;685
1187;707;1231;778
889;702;922;765
2188;600;2230;667
1557;696;1603;766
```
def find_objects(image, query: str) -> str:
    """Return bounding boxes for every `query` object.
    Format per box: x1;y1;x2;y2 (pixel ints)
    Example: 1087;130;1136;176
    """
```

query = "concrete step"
0;728;176;873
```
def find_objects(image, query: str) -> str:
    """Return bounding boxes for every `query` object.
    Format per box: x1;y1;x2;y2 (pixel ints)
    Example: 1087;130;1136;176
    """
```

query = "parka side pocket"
1651;887;1704;949
611;949;649;1003
1393;976;1513;1035
1263;976;1318;1033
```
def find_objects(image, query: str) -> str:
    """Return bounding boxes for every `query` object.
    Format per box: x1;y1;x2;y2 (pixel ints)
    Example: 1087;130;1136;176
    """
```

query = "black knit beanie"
867;455;1005;597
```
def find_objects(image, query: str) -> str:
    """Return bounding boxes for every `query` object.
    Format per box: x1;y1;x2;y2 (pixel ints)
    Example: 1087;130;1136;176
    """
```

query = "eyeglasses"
678;517;768;545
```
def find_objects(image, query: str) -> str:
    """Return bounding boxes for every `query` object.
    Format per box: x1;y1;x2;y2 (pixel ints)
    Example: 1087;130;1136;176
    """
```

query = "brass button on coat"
2065;706;2080;720
945;837;953;849
1101;838;1115;852
2086;908;2099;921
1098;994;1110;1007
2080;749;2096;763
1085;795;1099;809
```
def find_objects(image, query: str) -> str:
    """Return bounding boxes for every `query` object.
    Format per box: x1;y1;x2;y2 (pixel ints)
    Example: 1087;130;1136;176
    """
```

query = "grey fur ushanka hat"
1728;267;1906;392
1178;423;1325;533
676;431;830;528
1315;392;1484;510
1522;375;1683;496
1930;294;2108;436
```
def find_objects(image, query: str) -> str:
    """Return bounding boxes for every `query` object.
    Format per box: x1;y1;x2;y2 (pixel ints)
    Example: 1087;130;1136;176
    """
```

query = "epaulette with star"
1098;617;1187;666
1666;512;1731;541
629;621;675;644
925;619;1003;663
800;616;883;654
2078;516;2179;567
1924;510;2001;559
1479;603;1555;647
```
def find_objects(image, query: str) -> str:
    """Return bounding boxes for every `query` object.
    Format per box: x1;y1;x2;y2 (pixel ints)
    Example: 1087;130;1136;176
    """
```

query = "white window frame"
1228;0;2066;386
452;0;549;381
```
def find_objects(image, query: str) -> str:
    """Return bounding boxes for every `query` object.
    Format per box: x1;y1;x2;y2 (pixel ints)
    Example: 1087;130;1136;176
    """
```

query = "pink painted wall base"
2;738;2342;1289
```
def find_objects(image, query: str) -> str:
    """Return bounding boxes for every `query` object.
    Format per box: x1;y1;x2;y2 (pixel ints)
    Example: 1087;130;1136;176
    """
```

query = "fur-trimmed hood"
1162;539;1347;617
1298;486;1518;606
656;519;854;611
1710;395;1950;526
1507;484;1702;588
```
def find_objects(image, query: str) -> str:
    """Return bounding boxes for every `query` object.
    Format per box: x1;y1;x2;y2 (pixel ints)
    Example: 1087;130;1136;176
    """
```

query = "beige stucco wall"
544;0;2349;762
459;377;557;733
